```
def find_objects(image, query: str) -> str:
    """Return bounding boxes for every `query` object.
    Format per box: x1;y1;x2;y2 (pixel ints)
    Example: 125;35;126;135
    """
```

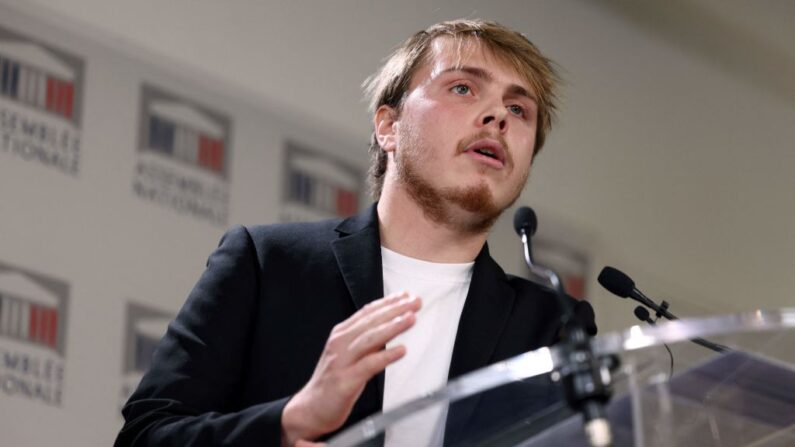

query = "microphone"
633;306;654;324
513;206;537;238
512;207;566;304
597;267;661;313
514;207;614;447
598;266;730;353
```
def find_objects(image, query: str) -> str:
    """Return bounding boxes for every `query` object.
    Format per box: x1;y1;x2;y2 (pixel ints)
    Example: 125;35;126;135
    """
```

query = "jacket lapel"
331;204;384;311
445;244;516;444
448;243;516;379
330;204;387;406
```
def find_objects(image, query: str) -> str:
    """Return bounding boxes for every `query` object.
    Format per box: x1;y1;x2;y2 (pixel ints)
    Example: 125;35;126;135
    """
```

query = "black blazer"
116;204;596;446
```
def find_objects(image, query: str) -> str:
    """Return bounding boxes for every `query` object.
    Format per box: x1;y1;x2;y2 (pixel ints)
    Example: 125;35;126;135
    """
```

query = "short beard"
397;152;520;235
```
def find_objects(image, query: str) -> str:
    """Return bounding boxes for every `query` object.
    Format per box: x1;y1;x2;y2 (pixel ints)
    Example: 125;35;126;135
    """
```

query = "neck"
377;186;490;263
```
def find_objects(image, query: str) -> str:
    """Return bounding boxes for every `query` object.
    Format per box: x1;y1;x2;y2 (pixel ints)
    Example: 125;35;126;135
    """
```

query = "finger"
343;310;417;363
333;291;410;332
337;295;421;346
295;441;326;447
347;344;407;382
324;296;420;367
357;291;412;319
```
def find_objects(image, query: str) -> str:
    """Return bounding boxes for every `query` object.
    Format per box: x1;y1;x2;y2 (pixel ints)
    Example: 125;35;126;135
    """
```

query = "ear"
374;105;399;153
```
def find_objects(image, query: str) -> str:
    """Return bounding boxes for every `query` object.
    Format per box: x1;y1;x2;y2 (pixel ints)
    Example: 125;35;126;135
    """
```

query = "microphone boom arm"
520;232;573;319
514;208;616;447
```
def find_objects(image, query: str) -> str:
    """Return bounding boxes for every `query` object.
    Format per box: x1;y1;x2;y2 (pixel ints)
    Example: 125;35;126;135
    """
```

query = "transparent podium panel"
328;308;795;447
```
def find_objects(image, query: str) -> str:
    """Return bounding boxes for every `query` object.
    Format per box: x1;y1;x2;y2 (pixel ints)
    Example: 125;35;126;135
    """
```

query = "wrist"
281;393;318;446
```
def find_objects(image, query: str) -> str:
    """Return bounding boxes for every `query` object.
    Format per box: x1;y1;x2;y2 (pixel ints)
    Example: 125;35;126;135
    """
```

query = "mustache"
456;131;512;168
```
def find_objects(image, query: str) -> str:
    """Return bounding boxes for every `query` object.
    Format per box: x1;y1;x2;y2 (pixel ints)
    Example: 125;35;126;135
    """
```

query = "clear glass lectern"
328;308;795;447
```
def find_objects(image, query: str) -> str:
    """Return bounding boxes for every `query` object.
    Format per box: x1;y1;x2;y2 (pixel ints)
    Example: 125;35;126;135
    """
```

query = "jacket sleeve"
115;225;290;446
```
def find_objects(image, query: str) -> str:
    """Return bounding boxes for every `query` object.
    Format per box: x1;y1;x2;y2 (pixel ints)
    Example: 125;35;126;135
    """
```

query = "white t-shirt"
381;246;474;447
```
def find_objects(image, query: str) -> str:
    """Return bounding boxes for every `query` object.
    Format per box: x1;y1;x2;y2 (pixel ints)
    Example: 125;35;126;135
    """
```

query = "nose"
480;106;508;132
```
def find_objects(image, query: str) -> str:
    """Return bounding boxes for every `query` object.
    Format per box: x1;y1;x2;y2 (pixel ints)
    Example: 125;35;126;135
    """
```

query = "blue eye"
508;104;525;116
451;84;470;95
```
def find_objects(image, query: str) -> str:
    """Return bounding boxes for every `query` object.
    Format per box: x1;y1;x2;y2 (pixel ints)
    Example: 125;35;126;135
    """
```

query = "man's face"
388;37;539;233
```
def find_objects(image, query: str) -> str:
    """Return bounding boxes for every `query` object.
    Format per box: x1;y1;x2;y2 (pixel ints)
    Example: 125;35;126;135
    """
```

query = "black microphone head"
634;305;650;322
598;266;635;298
513;206;537;237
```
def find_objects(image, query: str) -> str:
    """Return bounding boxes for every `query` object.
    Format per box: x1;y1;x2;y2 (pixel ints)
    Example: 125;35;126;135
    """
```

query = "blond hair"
363;19;560;200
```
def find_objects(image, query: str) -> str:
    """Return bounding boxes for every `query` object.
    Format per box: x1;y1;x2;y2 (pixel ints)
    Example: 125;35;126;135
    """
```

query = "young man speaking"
116;19;595;447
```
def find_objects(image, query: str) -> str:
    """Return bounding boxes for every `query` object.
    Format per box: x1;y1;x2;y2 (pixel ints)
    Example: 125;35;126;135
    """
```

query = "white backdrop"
0;4;366;445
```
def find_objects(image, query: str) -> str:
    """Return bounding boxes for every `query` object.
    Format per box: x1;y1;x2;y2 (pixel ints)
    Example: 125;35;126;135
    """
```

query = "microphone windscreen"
513;206;537;237
634;305;650;321
598;266;635;298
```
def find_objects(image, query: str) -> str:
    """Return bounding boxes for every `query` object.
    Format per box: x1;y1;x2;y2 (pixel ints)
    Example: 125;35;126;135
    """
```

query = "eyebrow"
438;66;537;102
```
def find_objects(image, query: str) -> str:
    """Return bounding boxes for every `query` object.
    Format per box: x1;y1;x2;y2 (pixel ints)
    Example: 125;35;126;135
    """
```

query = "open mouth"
473;148;499;160
464;138;506;168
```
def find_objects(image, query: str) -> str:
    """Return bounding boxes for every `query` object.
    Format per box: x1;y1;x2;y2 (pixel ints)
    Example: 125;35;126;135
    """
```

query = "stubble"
395;132;528;234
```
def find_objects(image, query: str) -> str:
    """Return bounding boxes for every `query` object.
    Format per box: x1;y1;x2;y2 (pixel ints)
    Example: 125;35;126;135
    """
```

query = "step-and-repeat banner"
0;4;364;445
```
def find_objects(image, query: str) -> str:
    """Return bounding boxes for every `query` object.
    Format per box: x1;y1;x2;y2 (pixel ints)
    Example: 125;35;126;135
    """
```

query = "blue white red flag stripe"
0;54;75;120
0;292;59;350
148;114;225;175
288;170;358;217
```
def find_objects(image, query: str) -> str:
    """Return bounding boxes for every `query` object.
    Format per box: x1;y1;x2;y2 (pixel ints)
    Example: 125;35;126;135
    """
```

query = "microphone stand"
519;229;618;447
643;298;730;354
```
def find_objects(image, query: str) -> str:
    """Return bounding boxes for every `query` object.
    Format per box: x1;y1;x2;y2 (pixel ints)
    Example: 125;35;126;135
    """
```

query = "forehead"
413;36;534;94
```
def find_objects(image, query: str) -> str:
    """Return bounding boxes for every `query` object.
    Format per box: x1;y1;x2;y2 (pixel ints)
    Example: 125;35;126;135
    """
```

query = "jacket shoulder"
218;218;344;269
245;218;343;247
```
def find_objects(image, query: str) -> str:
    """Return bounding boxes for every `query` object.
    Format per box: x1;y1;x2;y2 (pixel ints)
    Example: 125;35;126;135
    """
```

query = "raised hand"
281;292;422;446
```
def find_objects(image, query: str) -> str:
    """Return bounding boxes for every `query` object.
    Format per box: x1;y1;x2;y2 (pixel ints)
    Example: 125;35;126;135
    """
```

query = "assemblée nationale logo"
280;140;362;223
0;25;84;176
0;260;69;407
119;302;172;413
133;84;232;226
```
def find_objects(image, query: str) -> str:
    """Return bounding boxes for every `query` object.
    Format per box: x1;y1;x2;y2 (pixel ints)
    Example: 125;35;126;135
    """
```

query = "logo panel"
0;25;84;176
281;140;363;222
0;260;69;407
133;84;232;226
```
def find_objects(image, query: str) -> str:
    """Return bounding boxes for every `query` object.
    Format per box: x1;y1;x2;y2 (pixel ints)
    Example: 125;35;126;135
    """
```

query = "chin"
442;183;504;233
397;154;520;233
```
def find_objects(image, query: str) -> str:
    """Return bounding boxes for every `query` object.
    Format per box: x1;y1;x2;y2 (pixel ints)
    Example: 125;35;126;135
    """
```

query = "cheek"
400;107;446;149
412;104;448;134
518;146;535;167
510;129;537;162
